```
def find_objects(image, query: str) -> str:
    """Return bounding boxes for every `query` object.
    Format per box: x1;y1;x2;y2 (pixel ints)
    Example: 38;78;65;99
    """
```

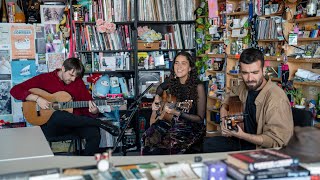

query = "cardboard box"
137;40;159;50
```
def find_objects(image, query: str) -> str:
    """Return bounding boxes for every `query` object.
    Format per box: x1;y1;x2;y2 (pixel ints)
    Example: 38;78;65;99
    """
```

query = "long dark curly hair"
168;51;200;102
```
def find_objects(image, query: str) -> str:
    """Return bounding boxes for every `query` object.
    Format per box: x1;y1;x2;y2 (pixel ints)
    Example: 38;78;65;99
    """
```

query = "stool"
47;134;82;155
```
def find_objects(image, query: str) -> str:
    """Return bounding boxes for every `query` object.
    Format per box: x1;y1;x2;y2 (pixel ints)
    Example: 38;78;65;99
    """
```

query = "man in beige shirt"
203;48;293;152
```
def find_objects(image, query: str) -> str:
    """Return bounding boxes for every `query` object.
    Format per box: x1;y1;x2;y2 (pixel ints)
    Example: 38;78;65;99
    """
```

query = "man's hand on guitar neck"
89;101;99;114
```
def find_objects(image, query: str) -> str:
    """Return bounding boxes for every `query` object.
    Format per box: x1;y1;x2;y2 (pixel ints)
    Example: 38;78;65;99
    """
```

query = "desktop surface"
0;126;53;162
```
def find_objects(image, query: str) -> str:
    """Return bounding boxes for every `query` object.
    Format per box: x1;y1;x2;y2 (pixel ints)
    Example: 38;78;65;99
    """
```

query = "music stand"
112;83;154;155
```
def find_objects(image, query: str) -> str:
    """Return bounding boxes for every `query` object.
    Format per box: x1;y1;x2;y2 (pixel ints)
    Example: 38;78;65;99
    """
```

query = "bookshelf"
69;0;198;152
195;0;227;135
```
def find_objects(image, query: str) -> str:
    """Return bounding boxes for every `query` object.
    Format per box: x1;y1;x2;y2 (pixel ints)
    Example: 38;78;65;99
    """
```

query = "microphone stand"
112;83;154;155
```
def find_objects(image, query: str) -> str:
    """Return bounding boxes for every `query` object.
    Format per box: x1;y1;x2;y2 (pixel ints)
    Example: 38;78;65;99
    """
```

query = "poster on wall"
46;53;65;72
44;24;64;53
37;54;48;73
0;115;13;123
40;5;65;24
11;60;37;86
0;49;11;80
0;80;12;115
0;24;10;45
10;25;35;59
12;101;25;123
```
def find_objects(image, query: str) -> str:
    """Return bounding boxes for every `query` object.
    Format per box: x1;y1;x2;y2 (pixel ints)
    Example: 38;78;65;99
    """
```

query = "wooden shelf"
208;108;220;113
137;20;195;24
76;50;133;53
258;39;285;42
198;54;225;58
226;11;248;16
138;68;170;71
84;70;135;74
288;58;320;63
271;77;281;82
259;12;284;18
74;21;134;25
227;54;240;59
293;81;320;87
207;69;224;73
227;72;239;76
207;54;225;58
207;40;224;43
297;37;320;42
264;56;283;61
288;16;320;23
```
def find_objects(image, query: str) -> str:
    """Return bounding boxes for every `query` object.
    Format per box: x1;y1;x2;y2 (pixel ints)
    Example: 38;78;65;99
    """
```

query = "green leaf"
196;38;203;44
196;18;204;25
196;28;204;33
196;8;203;16
203;44;210;51
204;34;212;41
204;23;211;30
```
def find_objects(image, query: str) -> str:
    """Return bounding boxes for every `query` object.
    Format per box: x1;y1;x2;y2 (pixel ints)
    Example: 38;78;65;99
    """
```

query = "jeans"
41;110;101;156
203;136;256;153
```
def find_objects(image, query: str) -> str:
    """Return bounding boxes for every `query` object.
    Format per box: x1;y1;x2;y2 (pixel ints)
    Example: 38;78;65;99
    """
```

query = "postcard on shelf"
100;56;116;71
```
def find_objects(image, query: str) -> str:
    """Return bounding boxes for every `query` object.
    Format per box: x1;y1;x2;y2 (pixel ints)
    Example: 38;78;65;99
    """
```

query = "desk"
0;126;53;162
0;152;228;175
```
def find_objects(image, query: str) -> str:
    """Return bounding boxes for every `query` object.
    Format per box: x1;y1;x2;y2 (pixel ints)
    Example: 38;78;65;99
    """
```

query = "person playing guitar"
10;58;120;156
142;52;206;155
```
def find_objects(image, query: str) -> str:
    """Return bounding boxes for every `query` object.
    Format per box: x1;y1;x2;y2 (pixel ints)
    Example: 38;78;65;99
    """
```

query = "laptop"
0;126;53;162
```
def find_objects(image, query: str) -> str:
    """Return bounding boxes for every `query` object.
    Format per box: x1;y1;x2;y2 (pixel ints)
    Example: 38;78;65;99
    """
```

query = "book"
225;160;310;180
227;149;299;171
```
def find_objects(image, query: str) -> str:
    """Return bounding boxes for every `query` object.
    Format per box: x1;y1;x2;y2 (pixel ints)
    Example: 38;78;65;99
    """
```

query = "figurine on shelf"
309;99;317;120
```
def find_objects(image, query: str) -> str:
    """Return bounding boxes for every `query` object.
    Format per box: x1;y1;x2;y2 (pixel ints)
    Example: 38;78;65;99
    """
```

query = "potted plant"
287;88;305;109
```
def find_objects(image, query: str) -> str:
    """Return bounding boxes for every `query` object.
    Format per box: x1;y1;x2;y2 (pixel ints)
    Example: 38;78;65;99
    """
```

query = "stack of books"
225;149;310;180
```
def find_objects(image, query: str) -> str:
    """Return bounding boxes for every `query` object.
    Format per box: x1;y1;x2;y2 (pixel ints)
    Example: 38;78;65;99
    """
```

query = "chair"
47;134;82;155
292;107;313;127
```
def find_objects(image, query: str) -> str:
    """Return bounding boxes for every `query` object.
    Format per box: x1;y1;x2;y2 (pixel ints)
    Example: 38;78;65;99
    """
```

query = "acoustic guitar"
151;91;193;122
22;88;125;126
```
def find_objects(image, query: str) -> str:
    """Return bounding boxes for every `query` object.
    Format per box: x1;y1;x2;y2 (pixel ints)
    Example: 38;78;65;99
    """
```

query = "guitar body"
22;88;73;126
153;91;193;122
225;96;244;131
157;91;177;121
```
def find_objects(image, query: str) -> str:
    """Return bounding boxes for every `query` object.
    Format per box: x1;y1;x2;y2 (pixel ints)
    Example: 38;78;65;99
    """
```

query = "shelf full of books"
71;0;134;23
73;23;133;52
138;0;196;21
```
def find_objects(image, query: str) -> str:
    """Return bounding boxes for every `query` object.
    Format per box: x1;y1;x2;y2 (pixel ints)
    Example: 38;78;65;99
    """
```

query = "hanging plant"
204;34;212;41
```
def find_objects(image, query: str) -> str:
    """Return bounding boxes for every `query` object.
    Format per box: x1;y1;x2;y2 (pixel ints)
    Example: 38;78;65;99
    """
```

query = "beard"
244;77;263;91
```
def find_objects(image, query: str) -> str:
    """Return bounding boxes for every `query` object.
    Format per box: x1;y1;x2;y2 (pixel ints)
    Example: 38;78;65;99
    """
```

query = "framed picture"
160;40;168;49
40;5;65;24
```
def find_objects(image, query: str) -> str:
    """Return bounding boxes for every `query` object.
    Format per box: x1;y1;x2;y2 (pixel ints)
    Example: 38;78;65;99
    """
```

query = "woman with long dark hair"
142;51;206;155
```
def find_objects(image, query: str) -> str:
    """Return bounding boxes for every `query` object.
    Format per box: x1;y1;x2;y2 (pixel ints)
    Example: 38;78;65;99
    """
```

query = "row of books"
73;24;133;51
72;0;134;22
256;17;282;40
164;24;195;50
138;0;196;21
226;149;310;179
79;52;131;72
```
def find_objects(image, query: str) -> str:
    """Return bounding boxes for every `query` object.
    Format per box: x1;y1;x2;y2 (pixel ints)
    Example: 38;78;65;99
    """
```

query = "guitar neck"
57;100;117;109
